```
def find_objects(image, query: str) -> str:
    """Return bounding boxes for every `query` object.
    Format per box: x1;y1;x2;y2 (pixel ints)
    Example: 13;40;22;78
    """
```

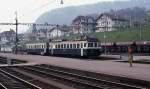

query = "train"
101;41;150;55
25;36;102;57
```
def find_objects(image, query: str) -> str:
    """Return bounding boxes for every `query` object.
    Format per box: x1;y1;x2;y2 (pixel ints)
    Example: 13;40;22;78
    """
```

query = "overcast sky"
0;0;129;33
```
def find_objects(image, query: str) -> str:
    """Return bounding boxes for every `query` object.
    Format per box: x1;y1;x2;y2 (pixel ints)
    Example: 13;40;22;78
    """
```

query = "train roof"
26;40;48;44
26;35;99;44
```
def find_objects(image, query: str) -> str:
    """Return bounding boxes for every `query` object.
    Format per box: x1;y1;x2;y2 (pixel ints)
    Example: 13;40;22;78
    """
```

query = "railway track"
0;67;61;89
0;68;42;89
0;57;26;64
14;65;145;89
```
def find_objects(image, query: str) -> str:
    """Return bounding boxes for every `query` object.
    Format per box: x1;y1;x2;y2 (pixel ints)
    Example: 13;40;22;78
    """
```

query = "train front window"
94;43;98;47
88;43;93;47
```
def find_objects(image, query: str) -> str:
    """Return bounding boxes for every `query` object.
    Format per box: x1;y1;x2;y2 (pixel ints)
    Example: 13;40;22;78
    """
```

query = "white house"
49;26;71;38
96;13;129;32
0;29;16;43
72;16;95;34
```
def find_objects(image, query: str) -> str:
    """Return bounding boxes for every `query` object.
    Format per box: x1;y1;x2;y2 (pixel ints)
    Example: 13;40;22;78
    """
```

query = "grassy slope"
63;26;150;42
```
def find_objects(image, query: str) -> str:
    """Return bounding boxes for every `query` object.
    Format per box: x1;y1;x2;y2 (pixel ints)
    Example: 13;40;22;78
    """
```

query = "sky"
0;0;129;33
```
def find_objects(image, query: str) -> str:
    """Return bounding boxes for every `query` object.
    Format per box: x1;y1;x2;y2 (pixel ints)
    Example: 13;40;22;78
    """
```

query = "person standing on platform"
128;46;133;67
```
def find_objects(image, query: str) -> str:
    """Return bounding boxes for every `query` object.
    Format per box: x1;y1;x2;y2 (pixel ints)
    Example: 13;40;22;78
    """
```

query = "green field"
63;26;150;42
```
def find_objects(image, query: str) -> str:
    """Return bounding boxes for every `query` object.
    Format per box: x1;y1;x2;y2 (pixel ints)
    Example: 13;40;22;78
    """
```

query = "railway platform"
0;53;150;82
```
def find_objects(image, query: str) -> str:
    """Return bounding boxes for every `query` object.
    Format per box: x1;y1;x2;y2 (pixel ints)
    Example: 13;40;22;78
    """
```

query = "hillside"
35;0;150;25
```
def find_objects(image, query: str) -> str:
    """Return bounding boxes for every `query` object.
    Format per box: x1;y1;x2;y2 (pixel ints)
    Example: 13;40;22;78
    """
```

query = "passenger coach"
26;37;102;57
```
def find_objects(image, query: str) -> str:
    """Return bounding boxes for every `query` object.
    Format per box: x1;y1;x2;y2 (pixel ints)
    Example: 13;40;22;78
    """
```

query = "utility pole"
15;11;18;54
56;24;59;38
104;28;106;55
104;19;107;55
139;23;142;41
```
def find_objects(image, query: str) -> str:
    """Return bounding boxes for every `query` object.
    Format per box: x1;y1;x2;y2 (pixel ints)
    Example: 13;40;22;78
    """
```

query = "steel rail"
20;66;144;89
0;83;7;89
0;69;42;89
33;66;145;89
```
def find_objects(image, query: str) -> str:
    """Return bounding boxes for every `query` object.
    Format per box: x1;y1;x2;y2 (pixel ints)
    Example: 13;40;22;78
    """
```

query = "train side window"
91;43;93;47
81;43;83;48
67;44;69;48
84;43;87;47
55;45;58;49
77;44;80;48
64;44;66;49
37;45;39;48
58;44;60;49
44;45;46;48
61;44;63;49
73;44;76;48
70;44;72;49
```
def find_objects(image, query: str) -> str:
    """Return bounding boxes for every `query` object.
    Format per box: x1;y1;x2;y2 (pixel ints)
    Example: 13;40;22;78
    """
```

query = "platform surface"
0;53;150;82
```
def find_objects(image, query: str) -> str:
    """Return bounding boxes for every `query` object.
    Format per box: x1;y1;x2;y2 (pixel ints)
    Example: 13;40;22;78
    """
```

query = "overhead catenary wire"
19;0;57;18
